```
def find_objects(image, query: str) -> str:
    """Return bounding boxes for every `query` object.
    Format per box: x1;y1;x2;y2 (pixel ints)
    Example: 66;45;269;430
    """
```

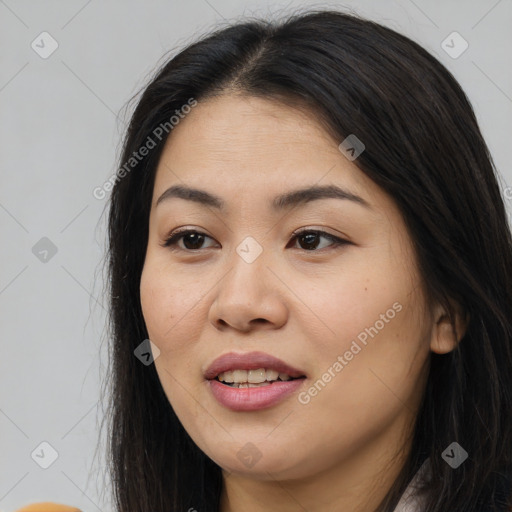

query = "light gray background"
1;1;511;511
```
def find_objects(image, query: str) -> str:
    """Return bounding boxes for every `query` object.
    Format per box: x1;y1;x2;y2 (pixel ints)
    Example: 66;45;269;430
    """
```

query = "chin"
206;445;306;481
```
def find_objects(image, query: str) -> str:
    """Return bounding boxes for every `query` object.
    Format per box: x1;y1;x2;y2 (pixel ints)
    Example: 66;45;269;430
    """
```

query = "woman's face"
140;94;440;482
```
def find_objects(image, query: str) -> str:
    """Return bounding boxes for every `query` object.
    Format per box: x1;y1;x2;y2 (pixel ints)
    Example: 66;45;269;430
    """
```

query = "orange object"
15;503;81;512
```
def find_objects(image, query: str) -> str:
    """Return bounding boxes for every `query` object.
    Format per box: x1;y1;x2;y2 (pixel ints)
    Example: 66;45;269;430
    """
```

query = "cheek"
140;263;207;417
140;261;204;349
303;263;399;355
305;258;429;406
326;310;427;422
293;298;429;470
139;258;214;416
140;267;174;341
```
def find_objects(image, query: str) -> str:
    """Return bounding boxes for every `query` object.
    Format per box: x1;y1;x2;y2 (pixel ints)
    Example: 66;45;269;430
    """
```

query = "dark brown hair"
100;9;512;511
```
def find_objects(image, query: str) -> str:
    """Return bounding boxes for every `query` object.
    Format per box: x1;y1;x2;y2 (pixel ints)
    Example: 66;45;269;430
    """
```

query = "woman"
101;9;512;512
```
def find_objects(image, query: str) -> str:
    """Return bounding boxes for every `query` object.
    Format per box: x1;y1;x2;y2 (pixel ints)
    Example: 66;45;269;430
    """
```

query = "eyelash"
161;228;349;252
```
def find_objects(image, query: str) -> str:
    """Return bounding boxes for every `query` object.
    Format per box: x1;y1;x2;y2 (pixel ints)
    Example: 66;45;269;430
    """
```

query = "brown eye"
289;230;349;251
162;230;216;250
161;228;349;252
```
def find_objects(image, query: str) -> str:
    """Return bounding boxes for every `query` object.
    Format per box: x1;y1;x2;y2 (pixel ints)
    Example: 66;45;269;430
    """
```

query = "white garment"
392;459;431;512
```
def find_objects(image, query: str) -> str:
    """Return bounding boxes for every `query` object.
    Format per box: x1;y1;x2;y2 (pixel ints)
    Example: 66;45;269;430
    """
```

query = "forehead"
151;95;385;213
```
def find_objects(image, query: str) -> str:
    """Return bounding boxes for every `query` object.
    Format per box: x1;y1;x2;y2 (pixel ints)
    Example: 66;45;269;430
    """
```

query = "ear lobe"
430;300;469;355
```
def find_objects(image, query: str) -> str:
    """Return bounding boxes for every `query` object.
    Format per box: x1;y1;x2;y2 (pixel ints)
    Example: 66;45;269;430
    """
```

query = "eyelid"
160;226;350;251
161;227;218;249
290;228;349;251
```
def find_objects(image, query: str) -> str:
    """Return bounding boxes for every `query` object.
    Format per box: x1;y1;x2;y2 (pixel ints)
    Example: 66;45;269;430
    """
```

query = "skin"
139;94;466;512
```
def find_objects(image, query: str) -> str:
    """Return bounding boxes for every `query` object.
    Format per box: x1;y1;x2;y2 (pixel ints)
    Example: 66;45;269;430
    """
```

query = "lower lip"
208;378;305;411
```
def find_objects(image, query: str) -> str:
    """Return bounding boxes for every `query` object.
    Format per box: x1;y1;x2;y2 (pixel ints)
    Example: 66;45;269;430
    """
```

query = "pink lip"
203;351;306;380
204;351;307;411
208;378;305;411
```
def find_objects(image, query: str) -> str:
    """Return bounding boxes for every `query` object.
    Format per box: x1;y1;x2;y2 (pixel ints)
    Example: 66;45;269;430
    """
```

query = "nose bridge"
235;234;266;266
209;232;288;330
226;233;269;296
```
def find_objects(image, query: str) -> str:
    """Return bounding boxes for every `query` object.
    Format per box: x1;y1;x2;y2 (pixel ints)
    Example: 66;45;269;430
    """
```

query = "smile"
204;352;307;411
216;368;298;387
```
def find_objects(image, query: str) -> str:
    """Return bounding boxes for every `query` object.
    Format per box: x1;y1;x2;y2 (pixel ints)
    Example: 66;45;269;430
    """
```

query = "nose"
208;247;288;332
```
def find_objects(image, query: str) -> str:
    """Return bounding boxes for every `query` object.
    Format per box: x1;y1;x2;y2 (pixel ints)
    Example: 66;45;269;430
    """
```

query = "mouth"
204;351;307;411
214;368;304;388
204;350;307;382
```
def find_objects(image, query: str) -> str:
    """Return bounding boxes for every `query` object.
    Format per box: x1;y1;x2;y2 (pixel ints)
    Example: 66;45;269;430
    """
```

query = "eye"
161;228;349;252
289;229;349;251
161;229;217;251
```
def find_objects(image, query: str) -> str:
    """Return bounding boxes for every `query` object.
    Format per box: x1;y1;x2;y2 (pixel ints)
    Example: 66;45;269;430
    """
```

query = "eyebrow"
155;184;373;212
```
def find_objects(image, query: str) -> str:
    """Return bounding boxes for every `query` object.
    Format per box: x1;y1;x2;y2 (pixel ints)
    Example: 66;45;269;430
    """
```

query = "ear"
430;299;469;355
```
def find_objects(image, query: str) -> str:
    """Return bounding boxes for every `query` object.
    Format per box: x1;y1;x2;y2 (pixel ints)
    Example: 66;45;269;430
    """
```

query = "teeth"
222;370;234;383
234;382;272;389
217;368;293;384
248;368;266;383
266;369;279;381
232;369;248;383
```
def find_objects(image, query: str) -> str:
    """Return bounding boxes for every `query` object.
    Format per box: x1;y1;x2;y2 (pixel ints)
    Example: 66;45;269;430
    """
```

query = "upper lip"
204;351;307;380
